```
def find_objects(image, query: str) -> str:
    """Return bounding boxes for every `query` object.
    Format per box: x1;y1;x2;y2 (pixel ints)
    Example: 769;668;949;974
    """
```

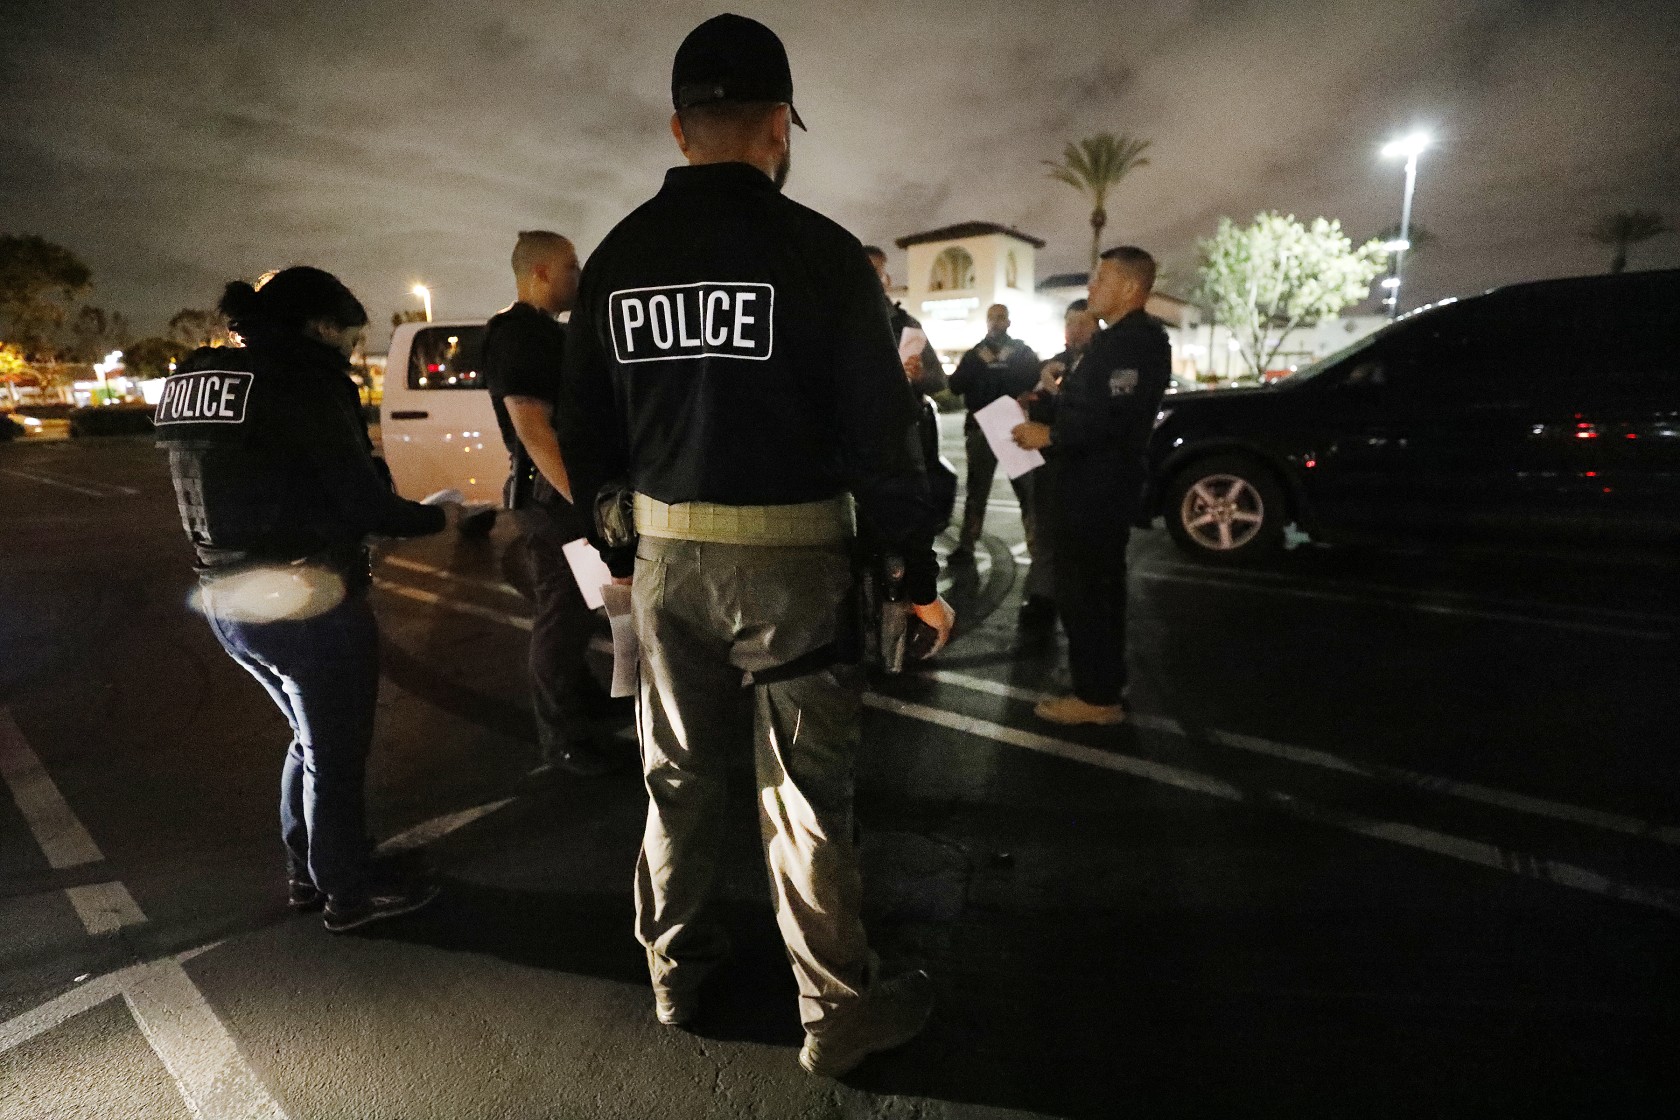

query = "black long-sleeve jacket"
948;333;1040;416
154;335;444;582
1048;308;1172;517
557;162;940;602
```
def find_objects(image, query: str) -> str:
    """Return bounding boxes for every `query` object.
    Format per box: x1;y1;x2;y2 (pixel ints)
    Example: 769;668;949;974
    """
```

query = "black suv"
1146;269;1679;561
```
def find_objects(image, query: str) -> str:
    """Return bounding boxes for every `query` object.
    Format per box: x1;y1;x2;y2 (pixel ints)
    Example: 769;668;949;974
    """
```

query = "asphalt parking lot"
2;430;1677;1119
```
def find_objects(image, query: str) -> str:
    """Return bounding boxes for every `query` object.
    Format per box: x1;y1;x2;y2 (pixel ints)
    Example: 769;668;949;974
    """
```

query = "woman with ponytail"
155;266;447;932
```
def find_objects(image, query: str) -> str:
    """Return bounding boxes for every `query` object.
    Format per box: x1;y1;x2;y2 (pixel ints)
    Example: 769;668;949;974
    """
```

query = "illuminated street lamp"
1380;131;1430;320
411;284;433;323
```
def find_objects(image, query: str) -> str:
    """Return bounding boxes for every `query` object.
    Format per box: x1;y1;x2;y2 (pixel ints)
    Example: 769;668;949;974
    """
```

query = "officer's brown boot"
1033;695;1125;726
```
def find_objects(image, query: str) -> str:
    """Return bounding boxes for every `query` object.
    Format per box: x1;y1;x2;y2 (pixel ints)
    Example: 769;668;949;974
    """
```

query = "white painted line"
65;880;148;935
373;577;532;631
378;797;516;853
123;958;291;1119
1;467;112;498
1139;569;1673;641
1009;542;1030;556
380;555;523;599
0;961;151;1053
866;694;1245;802
0;708;104;868
864;693;1680;917
923;669;1680;847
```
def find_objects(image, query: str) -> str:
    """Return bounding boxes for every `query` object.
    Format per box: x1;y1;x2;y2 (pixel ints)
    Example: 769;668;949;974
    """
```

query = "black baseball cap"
671;13;806;130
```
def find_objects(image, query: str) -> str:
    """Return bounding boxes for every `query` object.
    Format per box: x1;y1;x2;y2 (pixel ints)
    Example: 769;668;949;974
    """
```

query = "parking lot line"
123;958;292;1120
864;693;1680;917
0;467;132;498
1139;566;1674;641
372;577;533;631
0;708;104;868
380;554;523;599
379;798;515;852
924;669;1680;847
65;880;148;935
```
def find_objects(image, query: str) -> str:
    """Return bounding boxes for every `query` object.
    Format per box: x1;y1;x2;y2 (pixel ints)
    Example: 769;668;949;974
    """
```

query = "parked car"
381;320;502;534
1146;269;1680;562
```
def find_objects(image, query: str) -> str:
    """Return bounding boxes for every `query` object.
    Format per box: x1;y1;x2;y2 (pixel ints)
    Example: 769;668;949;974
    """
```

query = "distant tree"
1;340;31;405
0;234;93;360
1195;212;1387;377
1043;133;1153;273
1586;210;1669;274
391;309;428;329
63;305;131;363
123;336;189;379
167;307;233;349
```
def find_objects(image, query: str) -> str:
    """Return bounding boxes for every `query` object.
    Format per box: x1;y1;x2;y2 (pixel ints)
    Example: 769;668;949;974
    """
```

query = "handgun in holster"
851;548;937;675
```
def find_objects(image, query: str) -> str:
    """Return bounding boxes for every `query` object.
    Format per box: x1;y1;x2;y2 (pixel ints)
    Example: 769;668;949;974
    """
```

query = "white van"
381;319;503;521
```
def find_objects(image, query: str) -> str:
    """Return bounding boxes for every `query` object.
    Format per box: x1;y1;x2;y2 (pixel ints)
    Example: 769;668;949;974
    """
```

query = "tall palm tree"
1587;210;1669;274
1043;133;1153;273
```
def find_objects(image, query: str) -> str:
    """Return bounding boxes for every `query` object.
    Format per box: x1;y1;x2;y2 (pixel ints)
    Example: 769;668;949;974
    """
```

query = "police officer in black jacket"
1013;247;1171;726
864;244;955;531
557;14;953;1079
482;231;615;778
155;267;445;932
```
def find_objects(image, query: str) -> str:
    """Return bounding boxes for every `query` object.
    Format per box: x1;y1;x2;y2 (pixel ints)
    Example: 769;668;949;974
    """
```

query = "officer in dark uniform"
556;14;953;1078
154;266;445;931
482;230;614;778
1015;298;1099;631
864;244;955;531
946;302;1040;563
1013;247;1170;726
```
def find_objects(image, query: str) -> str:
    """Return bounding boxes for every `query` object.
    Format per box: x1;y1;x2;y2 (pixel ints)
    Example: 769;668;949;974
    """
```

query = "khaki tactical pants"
632;535;877;1031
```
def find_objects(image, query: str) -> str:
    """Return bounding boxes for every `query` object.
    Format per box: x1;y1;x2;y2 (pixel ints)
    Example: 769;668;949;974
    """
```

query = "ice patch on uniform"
1108;368;1139;397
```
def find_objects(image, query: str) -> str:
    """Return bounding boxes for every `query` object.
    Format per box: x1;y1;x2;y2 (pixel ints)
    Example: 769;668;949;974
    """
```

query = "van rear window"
408;327;487;390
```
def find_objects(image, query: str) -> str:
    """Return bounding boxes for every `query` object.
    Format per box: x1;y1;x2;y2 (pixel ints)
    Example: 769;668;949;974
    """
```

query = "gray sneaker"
798;970;934;1077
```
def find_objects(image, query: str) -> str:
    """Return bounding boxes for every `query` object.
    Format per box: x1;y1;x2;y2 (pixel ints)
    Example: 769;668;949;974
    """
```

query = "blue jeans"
204;588;380;899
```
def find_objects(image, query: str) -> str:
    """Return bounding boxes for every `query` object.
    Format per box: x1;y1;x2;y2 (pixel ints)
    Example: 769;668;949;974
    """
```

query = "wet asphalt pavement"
2;428;1677;1119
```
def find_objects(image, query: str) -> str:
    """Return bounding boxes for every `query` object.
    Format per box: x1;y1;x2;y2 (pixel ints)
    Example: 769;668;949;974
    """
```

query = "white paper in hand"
599;583;639;698
973;395;1044;479
561;538;612;611
419;488;465;507
898;325;929;362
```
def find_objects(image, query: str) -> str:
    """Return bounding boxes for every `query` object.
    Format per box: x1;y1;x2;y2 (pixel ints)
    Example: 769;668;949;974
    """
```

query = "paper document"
561;537;612;611
599;583;639;699
897;325;928;362
972;395;1043;480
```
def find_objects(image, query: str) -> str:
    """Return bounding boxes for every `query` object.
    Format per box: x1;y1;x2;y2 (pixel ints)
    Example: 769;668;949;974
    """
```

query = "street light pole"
411;284;433;323
1380;132;1430;320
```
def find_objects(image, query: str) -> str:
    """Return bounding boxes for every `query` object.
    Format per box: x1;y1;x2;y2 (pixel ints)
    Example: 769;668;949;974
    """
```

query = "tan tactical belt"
633;493;854;547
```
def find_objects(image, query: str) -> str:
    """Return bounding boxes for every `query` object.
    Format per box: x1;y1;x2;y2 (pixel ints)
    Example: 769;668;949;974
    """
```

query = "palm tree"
1587;210;1669;274
1043;133;1153;273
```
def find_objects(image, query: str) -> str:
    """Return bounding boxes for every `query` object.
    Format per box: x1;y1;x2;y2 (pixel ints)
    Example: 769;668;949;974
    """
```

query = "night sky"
3;0;1677;337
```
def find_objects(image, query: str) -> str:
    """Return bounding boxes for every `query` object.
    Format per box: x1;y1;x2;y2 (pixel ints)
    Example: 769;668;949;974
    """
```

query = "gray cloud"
1;0;1675;335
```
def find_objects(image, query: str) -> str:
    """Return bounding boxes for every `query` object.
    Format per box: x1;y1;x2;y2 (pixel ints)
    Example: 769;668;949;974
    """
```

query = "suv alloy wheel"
1164;453;1286;562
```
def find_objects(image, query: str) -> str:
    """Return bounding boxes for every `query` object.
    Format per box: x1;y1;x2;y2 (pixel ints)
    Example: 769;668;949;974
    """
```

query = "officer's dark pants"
204;585;379;899
957;415;1035;556
1051;489;1133;706
631;536;878;1034
515;504;602;764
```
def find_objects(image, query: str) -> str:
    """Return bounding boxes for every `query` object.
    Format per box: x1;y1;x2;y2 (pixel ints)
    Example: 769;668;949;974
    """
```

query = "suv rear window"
408;326;487;390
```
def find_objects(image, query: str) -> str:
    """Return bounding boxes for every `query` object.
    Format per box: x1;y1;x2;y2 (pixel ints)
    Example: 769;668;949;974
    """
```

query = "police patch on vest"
1108;368;1139;397
609;282;775;364
153;370;254;425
